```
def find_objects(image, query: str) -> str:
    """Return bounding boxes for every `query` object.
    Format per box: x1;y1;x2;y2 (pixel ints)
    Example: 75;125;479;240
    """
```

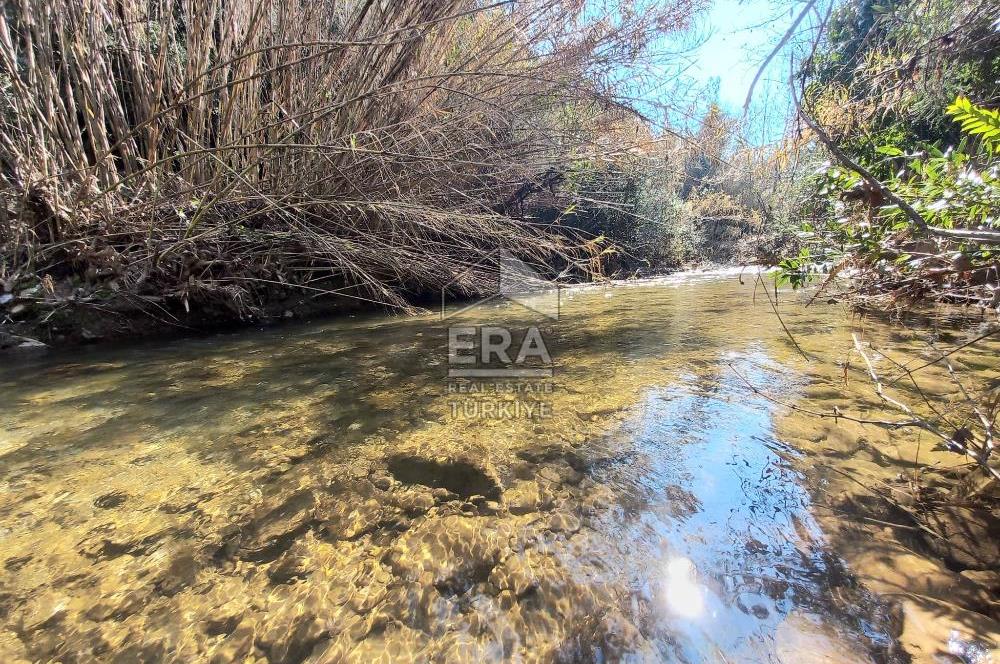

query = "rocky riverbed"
1;271;995;662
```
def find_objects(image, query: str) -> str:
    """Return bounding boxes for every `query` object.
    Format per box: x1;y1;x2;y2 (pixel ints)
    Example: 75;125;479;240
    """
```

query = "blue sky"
665;0;798;144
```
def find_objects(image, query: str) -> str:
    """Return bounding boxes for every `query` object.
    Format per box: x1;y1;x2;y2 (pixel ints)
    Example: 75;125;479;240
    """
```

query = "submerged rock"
387;487;436;517
150;545;199;596
0;331;47;354
93;491;128;509
775;610;877;663
385;516;510;594
17;592;69;633
387;454;502;501
0;630;29;664
546;511;581;534
238;489;318;561
489;549;556;597
268;540;315;584
504;480;552;515
257;608;328;664
316;495;401;541
208;618;257;664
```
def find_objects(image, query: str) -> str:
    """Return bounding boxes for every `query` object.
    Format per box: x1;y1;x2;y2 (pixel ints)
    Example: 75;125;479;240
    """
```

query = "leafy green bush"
781;95;1000;291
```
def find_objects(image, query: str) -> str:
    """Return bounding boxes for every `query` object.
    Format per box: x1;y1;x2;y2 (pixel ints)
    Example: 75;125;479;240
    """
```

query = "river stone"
503;577;623;663
77;522;171;561
342;559;392;615
149;544;200;596
107;635;171;664
840;539;994;612
546;511;581;534
17;592;69;632
488;549;557;597
0;629;28;664
430;487;456;501
387;454;502;501
516;444;586;468
378;582;459;637
209;617;258;664
268;540;315;584
316;497;393;540
379;485;436;518
199;581;251;636
579;482;615;516
347;580;389;615
435;631;507;664
504;480;551;515
960;569;1000;592
479;501;503;516
894;594;1000;663
663;484;702;517
371;475;393;491
93;490;128;509
775;610;875;663
239;489;317;561
0;332;47;354
588;610;660;662
84;589;147;623
257;589;330;664
536;462;583;486
326;623;430;664
384;516;510;594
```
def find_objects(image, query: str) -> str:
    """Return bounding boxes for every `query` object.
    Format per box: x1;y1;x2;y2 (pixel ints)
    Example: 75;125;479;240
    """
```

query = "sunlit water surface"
1;270;995;663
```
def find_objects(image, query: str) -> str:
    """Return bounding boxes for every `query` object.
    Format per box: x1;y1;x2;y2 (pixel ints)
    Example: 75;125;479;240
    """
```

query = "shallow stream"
1;270;998;663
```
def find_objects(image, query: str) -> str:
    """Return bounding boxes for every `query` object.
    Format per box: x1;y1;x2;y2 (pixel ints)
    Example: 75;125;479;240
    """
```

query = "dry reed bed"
0;0;696;337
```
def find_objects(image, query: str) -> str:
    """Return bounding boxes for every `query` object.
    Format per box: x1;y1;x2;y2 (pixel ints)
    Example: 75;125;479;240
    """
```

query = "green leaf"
876;145;904;156
947;96;1000;153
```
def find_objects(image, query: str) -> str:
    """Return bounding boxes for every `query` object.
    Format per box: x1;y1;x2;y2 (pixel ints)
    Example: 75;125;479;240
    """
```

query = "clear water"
3;270;988;663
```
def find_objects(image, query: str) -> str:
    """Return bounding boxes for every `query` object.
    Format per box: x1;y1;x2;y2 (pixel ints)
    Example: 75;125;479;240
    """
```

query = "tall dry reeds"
0;0;698;328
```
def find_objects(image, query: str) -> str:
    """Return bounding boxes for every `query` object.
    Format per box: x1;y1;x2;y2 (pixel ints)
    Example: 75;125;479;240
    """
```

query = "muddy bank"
0;277;377;352
0;265;733;353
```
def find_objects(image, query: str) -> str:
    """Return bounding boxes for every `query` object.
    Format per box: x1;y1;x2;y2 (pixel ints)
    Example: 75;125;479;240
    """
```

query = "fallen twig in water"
728;362;922;429
755;271;810;361
850;333;1000;481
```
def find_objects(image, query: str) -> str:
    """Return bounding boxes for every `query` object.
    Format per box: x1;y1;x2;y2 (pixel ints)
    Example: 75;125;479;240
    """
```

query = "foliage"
545;106;804;276
947;96;1000;155
781;0;1000;306
782;94;1000;300
802;0;999;171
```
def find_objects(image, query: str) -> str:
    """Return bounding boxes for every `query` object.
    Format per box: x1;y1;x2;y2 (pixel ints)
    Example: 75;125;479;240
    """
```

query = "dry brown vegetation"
0;0;699;341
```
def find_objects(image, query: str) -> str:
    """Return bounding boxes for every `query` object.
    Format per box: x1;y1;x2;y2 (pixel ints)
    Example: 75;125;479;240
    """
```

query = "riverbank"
0;276;375;353
1;264;742;354
775;318;1000;661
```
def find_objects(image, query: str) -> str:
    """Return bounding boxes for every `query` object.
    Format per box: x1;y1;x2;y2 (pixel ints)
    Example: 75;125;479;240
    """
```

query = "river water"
1;270;997;663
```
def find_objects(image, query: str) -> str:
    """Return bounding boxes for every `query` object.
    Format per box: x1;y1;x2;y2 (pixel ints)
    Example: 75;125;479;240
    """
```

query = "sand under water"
0;270;996;662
